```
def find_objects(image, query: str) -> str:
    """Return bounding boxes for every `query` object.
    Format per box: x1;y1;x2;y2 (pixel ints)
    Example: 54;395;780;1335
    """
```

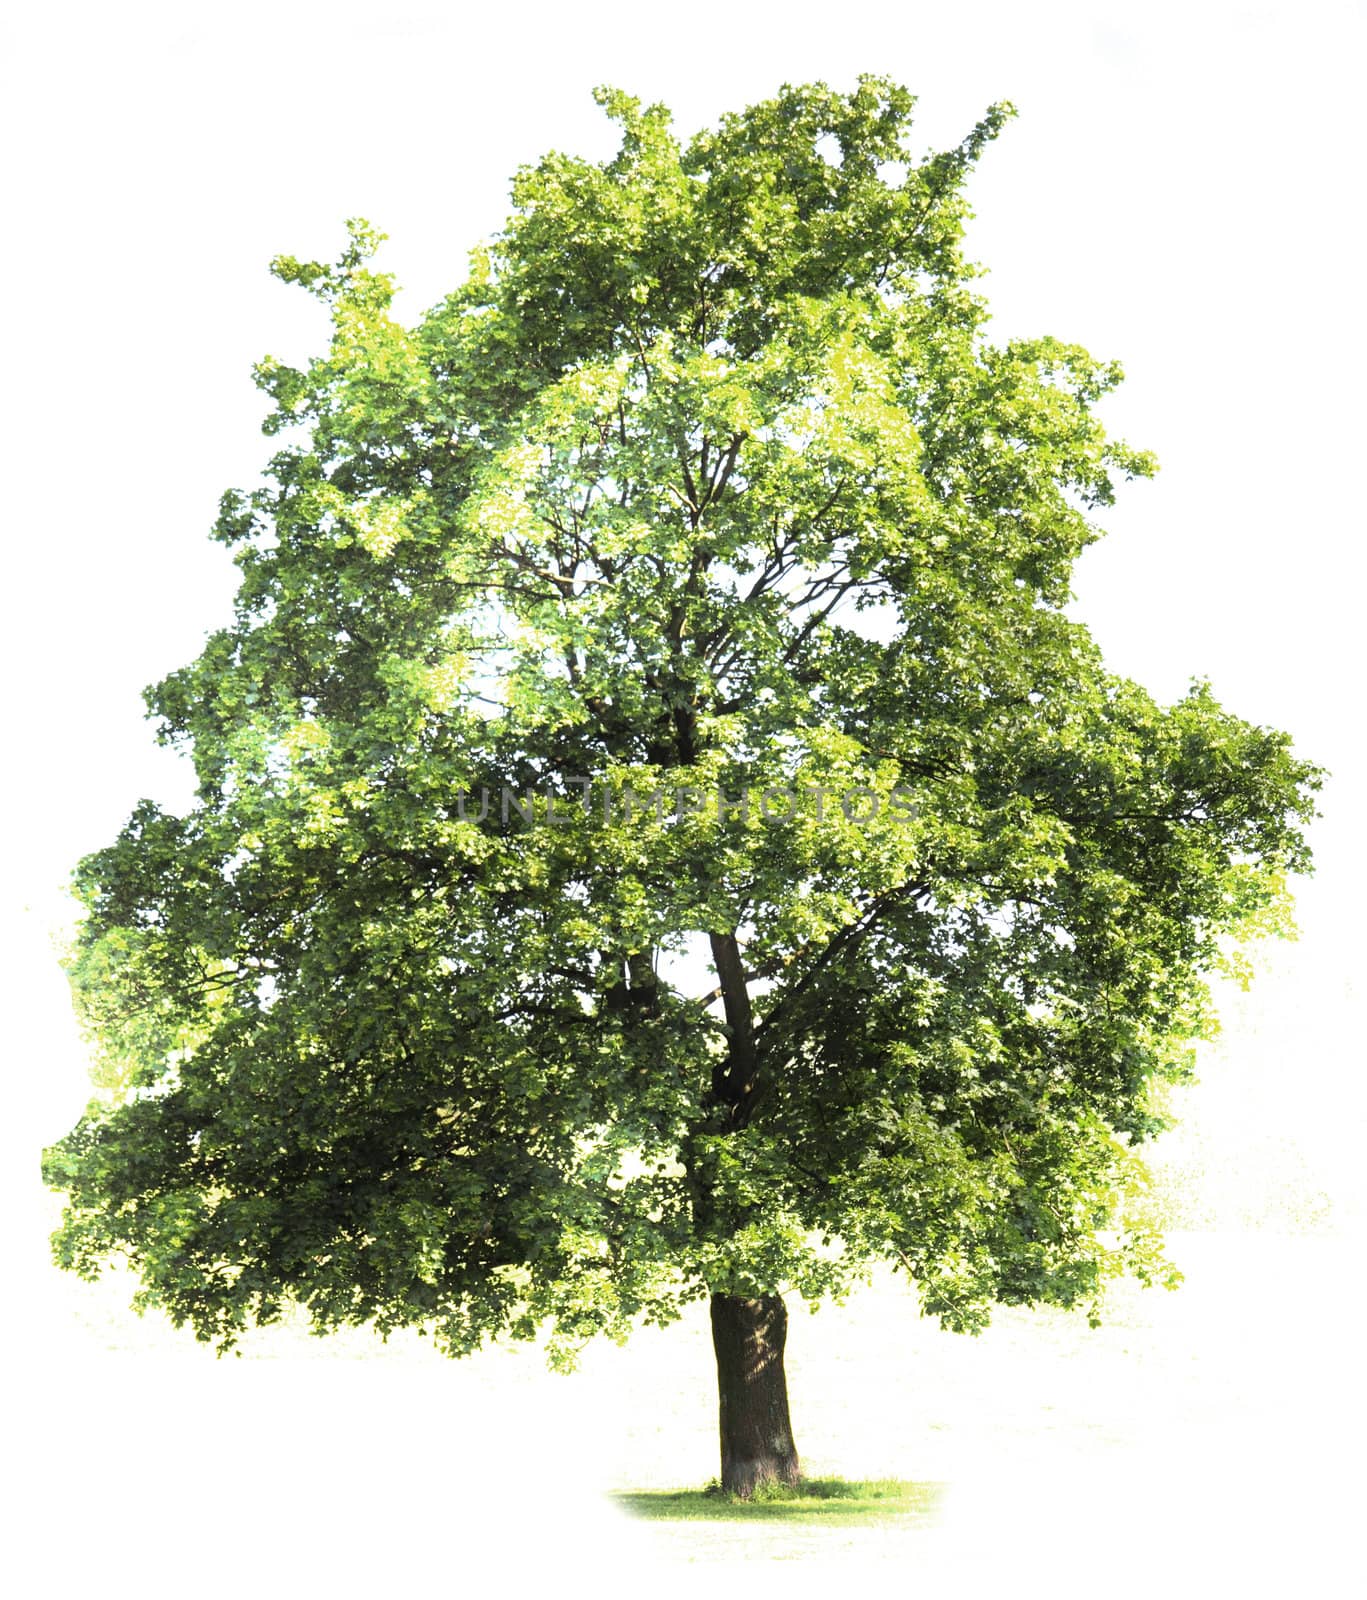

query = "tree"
44;78;1320;1497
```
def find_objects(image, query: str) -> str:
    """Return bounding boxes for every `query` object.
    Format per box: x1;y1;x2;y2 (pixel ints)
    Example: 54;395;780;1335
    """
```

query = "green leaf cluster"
45;78;1321;1356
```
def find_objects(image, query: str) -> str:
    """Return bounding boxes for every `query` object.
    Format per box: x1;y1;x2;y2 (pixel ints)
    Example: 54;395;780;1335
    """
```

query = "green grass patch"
612;1476;944;1525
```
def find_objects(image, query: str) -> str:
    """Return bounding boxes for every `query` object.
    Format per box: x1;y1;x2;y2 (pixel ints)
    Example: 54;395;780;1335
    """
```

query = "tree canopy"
45;78;1320;1370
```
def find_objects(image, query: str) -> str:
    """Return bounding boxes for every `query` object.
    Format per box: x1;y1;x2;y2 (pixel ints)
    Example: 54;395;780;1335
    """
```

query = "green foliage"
44;77;1321;1357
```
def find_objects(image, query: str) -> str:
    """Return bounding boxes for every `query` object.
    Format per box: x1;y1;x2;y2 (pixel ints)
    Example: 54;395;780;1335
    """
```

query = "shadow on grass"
612;1477;945;1525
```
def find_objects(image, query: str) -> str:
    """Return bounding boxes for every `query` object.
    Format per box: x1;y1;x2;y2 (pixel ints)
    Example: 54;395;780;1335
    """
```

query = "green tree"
45;79;1320;1496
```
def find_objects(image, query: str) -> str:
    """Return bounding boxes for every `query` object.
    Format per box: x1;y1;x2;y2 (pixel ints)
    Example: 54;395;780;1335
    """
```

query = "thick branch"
708;930;760;1121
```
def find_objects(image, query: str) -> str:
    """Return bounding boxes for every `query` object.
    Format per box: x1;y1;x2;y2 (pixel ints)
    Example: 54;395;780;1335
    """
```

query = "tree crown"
45;78;1320;1364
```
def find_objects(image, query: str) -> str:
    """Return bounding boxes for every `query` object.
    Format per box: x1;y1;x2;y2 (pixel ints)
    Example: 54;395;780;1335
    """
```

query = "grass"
612;1475;944;1525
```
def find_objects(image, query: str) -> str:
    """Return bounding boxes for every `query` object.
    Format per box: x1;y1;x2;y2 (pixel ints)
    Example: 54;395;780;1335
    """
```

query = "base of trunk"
710;1291;801;1497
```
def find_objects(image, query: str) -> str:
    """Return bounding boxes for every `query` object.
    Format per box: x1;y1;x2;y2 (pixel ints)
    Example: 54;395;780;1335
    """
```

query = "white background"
2;1;1363;1592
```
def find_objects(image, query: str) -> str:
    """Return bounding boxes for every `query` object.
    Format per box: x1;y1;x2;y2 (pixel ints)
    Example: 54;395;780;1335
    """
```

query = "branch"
708;929;759;1118
754;878;929;1047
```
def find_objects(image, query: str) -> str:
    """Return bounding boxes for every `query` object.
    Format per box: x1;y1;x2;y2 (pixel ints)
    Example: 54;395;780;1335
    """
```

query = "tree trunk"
710;1292;801;1497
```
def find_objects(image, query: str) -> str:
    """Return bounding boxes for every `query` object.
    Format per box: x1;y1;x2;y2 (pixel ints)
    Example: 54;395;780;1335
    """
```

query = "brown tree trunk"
710;1292;801;1497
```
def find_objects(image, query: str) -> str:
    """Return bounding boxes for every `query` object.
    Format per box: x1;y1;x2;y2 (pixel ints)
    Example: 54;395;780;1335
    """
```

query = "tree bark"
710;1292;801;1497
